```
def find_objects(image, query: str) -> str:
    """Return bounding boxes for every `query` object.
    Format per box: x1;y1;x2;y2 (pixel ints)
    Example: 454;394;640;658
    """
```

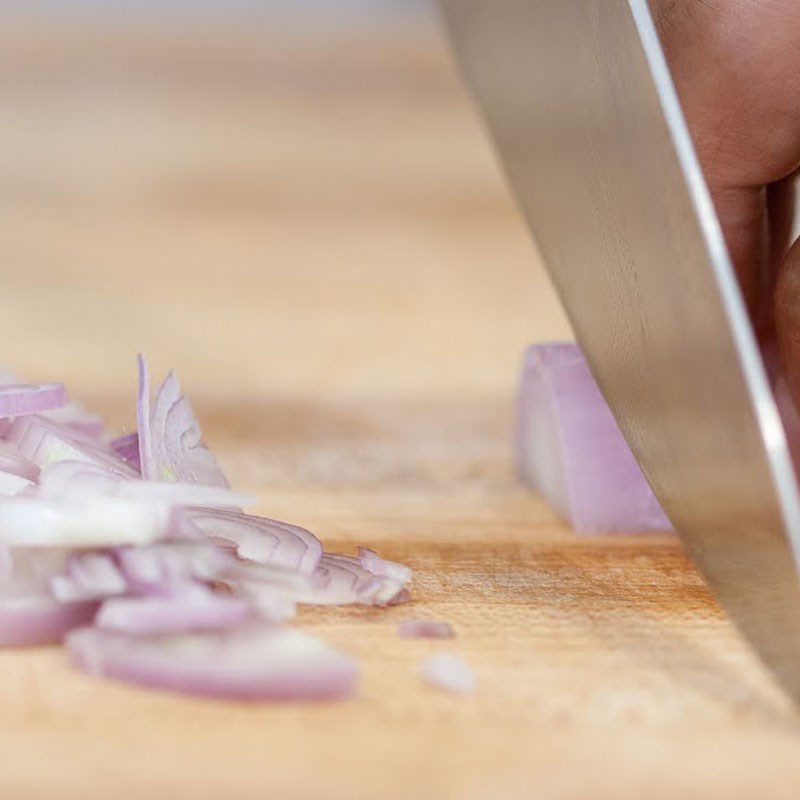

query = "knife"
439;0;800;701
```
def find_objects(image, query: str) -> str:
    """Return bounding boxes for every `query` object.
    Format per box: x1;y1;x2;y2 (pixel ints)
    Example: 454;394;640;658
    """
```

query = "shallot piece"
420;652;475;694
137;356;229;488
0;383;67;418
398;620;454;639
516;343;671;534
67;625;358;700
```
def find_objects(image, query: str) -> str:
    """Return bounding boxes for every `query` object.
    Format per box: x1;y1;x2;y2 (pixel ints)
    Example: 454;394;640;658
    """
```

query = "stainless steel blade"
440;0;800;699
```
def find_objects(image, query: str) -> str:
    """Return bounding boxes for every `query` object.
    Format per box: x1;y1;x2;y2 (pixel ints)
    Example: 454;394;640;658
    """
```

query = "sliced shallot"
67;624;358;700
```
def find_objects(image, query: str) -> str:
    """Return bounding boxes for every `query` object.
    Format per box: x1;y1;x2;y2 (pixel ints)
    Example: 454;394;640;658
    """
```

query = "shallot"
516;343;671;533
0;357;412;701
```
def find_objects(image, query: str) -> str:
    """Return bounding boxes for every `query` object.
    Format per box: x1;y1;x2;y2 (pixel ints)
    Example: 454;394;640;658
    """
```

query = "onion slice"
67;625;358;700
516;343;671;534
188;508;322;576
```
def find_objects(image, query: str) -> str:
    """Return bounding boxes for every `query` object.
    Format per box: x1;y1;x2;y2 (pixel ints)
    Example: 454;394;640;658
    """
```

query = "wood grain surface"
0;14;799;800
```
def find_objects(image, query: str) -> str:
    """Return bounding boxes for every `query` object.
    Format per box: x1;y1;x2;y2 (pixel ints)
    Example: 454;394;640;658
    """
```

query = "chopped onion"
398;620;454;639
516;343;671;533
0;356;413;702
0;383;67;418
67;625;358;700
420;653;475;694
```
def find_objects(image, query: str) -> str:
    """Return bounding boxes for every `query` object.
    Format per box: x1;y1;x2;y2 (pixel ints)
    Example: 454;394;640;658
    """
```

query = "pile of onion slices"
0;358;412;700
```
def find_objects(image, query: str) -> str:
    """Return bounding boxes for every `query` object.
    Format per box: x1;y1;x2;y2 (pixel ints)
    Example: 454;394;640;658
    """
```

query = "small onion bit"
398;620;454;639
67;625;358;700
420;653;475;694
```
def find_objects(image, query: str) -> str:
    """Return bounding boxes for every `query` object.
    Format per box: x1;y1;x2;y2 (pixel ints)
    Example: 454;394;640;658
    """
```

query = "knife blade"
440;0;800;700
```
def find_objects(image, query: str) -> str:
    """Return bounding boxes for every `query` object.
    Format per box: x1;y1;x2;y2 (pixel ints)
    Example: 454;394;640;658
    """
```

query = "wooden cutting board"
0;13;798;799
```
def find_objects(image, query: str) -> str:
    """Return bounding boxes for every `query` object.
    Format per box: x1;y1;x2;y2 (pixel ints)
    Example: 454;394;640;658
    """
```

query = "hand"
654;1;800;399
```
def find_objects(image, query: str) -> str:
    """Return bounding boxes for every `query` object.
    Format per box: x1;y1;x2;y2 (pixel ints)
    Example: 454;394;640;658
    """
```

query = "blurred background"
0;0;569;415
